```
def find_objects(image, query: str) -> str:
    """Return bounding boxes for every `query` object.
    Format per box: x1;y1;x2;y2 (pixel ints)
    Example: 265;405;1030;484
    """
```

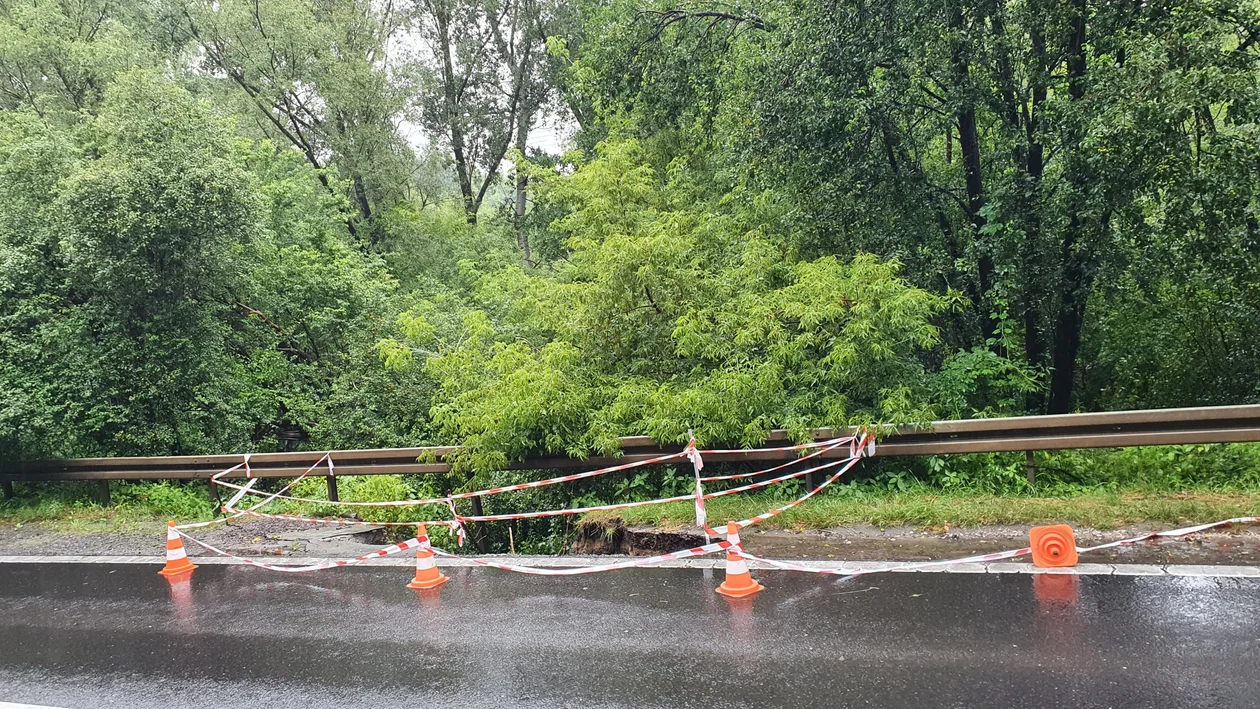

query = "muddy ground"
0;517;1257;565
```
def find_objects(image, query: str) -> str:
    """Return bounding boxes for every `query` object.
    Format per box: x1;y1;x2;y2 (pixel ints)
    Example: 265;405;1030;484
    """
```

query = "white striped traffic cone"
407;523;448;590
716;522;764;598
158;522;198;576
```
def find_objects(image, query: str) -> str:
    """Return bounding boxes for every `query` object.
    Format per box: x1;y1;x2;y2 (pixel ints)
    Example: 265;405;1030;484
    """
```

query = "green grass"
0;481;216;534
582;488;1260;532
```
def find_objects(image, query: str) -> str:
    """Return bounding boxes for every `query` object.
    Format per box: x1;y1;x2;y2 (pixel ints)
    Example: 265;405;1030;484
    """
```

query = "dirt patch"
0;517;388;558
570;520;707;556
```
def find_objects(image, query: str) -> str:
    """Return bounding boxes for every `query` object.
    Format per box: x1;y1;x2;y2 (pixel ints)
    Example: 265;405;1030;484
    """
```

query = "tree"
0;69;415;458
0;0;152;117
0;72;258;455
178;0;414;246
381;138;950;471
572;0;1260;412
411;0;558;225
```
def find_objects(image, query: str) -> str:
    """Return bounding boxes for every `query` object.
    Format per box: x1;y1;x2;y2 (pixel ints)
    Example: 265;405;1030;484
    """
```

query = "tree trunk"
1023;12;1049;410
1048;213;1089;414
434;1;479;224
948;1;994;343
352;174;374;242
1048;0;1090;414
469;494;489;553
514;110;534;268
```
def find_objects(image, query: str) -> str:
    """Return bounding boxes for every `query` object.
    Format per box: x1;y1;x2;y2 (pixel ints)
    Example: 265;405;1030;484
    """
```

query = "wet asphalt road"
0;563;1257;708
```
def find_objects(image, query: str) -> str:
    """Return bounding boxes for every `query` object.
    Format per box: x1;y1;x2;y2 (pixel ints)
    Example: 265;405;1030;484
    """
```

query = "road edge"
1;554;1258;577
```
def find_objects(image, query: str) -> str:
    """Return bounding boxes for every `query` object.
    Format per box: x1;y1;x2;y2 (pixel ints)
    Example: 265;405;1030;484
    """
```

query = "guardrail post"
1025;451;1036;486
97;480;111;507
326;474;339;502
206;478;221;511
2;480;12;499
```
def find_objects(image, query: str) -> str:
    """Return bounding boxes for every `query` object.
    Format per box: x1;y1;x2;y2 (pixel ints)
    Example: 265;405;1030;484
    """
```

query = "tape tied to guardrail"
172;435;874;574
166;430;1254;584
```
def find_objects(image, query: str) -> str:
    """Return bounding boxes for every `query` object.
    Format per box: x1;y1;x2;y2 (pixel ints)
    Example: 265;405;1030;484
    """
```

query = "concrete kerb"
2;555;1260;577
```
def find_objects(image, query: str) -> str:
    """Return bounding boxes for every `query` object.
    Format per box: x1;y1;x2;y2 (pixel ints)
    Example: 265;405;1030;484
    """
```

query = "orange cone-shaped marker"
1030;524;1078;568
407;524;449;590
158;522;198;576
716;522;764;598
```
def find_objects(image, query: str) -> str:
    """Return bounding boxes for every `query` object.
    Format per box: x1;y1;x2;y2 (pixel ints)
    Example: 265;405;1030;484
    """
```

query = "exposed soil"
0;518;385;559
1;516;1258;565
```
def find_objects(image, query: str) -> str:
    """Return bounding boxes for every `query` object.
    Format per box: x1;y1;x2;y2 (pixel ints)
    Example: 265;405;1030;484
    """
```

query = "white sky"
397;110;576;161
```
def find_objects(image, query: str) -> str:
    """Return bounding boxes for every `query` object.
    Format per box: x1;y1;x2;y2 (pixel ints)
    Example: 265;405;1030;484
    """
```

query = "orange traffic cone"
716;522;764;598
158;522;198;576
1030;524;1079;568
407;524;448;590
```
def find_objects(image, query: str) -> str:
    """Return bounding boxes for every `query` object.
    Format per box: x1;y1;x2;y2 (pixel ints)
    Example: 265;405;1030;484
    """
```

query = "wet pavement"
0;563;1257;708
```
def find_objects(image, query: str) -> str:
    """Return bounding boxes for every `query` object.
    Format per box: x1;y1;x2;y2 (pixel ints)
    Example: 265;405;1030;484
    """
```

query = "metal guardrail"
4;405;1259;488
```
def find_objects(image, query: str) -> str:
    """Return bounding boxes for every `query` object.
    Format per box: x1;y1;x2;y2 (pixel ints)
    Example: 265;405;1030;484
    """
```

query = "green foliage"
113;482;217;520
0;68;414;459
0;0;154;117
862;444;1260;496
0;480;214;526
2;0;1259;549
569;0;1260;413
383;138;965;475
281;474;447;525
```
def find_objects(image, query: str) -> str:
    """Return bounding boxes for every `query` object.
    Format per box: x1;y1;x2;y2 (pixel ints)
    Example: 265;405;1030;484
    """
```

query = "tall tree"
0;0;152;117
411;0;556;224
575;0;1260;412
178;0;413;245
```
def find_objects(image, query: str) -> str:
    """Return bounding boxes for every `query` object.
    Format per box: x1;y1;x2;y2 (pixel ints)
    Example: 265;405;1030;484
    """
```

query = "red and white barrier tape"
700;436;859;455
171;512;1255;579
734;515;1260;579
448;451;863;523
172;525;731;575
687;434;708;540
212;449;689;508
221;506;462;531
1076;516;1259;553
429;540;734;576
733;546;1032;577
174;454;333;530
209;437;857;509
174;528;421;572
699;437;853;483
711;434;870;534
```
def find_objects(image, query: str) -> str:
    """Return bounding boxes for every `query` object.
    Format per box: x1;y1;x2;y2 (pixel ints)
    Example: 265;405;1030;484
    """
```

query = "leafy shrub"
114;482;216;520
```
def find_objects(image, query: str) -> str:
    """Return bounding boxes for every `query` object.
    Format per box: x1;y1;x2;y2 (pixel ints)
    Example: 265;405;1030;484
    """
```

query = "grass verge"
581;489;1260;532
0;481;215;534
